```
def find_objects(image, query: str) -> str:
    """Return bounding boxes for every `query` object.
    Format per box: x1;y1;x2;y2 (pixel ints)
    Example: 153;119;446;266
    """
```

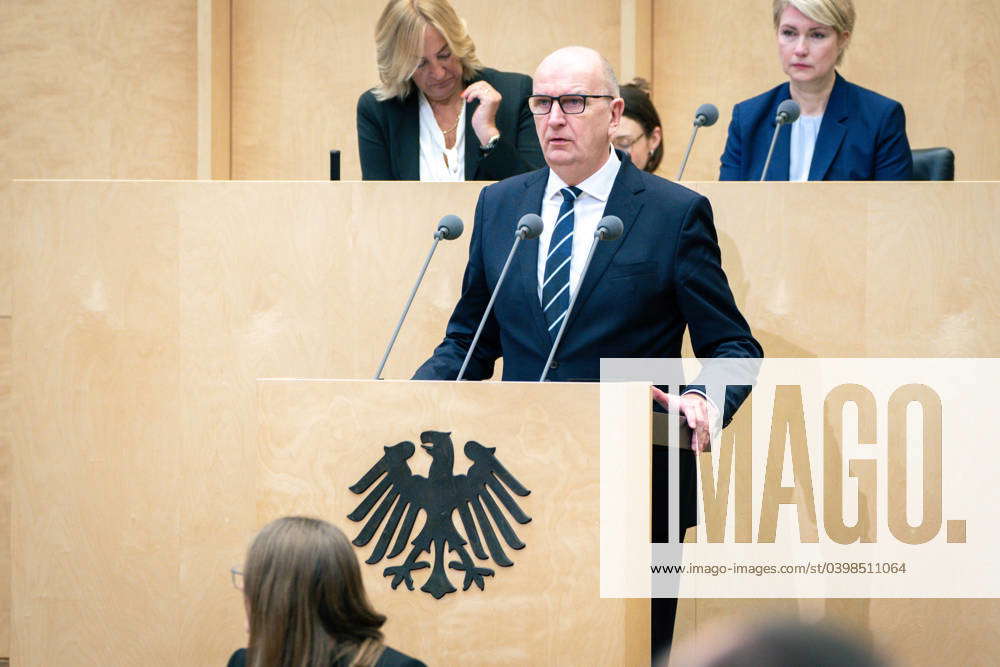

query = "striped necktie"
542;186;581;337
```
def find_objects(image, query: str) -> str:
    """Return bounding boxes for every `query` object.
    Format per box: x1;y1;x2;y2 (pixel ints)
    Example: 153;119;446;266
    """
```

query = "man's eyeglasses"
528;94;614;115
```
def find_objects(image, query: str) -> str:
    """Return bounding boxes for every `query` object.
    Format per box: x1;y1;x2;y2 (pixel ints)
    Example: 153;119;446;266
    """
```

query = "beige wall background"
9;180;1000;666
652;0;1000;181
0;0;206;656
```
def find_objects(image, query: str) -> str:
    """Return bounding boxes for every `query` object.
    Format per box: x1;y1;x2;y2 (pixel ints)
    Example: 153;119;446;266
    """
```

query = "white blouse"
418;92;466;182
789;113;823;182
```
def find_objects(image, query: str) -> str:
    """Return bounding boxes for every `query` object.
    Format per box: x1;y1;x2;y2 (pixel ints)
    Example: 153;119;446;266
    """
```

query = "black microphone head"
596;215;624;241
517;213;544;240
776;99;801;124
435;214;464;240
694;103;719;127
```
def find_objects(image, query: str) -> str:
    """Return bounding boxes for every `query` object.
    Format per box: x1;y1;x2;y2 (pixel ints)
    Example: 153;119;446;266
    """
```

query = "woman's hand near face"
461;80;502;146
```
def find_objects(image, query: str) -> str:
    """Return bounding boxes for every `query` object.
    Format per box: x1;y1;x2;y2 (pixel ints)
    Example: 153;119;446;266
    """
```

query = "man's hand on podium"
651;387;721;453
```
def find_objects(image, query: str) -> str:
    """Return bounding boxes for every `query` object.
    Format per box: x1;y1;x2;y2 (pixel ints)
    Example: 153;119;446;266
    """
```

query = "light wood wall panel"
10;182;183;665
652;0;1000;181
10;181;1000;665
0;0;199;180
258;380;648;665
1;3;207;653
0;318;9;653
198;0;233;179
172;181;477;661
0;183;10;317
231;0;620;180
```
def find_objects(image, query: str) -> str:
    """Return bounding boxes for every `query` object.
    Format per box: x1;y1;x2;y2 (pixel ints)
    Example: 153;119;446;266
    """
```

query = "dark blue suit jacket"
719;72;913;181
415;155;761;534
414;155;761;423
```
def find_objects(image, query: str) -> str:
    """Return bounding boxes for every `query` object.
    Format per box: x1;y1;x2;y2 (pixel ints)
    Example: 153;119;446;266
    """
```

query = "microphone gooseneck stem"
374;235;442;379
760;121;783;182
539;235;602;382
676;125;700;181
457;234;525;381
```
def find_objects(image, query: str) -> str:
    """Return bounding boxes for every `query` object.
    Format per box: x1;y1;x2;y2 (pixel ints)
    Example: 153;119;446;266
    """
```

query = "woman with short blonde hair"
720;0;912;181
357;0;543;181
227;517;425;667
772;0;856;43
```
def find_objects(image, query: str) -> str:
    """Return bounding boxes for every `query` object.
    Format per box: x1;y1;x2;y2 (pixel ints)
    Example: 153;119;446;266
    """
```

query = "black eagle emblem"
347;430;532;599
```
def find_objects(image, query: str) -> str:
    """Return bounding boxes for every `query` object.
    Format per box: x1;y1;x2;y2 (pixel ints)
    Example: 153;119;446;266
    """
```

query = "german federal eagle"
347;430;532;599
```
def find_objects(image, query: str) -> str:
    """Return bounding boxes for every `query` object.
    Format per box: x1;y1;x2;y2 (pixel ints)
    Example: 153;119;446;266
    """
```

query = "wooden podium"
256;378;653;666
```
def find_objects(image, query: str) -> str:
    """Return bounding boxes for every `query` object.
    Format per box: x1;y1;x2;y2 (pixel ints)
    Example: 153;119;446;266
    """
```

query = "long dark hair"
620;78;663;173
243;516;387;667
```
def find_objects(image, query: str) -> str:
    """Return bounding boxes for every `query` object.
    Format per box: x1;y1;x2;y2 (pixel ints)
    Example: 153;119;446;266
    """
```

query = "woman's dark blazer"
227;646;426;667
357;67;544;181
719;72;913;181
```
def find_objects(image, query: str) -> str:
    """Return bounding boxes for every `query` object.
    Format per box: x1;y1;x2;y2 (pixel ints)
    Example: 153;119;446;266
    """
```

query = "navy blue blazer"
414;155;762;423
415;155;761;534
719;72;913;181
357;67;544;181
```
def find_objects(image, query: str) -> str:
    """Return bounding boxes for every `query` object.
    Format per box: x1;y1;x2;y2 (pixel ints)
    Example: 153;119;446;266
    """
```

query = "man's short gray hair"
600;55;620;97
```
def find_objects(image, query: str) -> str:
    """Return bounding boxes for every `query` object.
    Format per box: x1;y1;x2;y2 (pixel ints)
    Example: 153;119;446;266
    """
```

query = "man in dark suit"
414;46;761;659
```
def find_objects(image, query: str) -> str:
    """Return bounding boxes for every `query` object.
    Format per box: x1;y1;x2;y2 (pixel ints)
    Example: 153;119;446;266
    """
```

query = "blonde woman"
228;517;425;667
720;0;912;181
357;0;543;181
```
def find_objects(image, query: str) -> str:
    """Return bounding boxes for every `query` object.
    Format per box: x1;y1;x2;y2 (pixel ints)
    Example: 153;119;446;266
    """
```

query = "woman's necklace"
438;104;462;136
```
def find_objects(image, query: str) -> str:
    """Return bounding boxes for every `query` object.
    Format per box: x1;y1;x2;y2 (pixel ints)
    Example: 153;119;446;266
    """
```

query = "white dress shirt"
789;113;823;182
536;148;621;302
418;92;465;182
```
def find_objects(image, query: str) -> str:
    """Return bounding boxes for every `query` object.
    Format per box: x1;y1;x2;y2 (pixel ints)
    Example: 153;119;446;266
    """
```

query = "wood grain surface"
8;180;1000;665
11;182;183;665
257;379;648;665
0;319;9;653
0;0;199;181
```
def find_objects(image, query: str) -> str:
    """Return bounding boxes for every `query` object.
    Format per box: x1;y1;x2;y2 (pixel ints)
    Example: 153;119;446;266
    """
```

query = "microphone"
373;215;464;379
456;214;543;381
676;103;719;181
539;215;624;382
759;99;801;181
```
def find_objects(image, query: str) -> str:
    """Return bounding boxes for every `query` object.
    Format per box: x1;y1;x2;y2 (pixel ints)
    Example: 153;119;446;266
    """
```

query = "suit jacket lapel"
565;157;643;331
464;99;481;179
399;93;420;180
513;169;552;347
464;73;485;179
809;72;849;180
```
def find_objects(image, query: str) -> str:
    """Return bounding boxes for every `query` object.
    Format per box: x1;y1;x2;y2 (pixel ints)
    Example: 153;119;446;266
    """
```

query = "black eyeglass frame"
527;94;615;115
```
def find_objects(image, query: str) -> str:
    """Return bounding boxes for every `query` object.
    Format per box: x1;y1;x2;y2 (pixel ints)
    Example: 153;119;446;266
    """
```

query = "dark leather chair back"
911;147;955;181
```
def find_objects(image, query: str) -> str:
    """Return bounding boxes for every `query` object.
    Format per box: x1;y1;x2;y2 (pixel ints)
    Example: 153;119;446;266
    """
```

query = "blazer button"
550;361;559;369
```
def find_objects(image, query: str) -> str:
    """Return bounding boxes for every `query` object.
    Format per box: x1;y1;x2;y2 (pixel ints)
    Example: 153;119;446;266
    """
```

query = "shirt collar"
544;147;621;202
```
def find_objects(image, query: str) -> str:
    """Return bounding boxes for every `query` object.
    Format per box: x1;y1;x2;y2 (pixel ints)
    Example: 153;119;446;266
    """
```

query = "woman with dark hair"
613;79;663;173
228;516;425;667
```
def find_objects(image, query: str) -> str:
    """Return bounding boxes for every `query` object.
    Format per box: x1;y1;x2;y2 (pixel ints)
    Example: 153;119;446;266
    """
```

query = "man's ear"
609;96;625;130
